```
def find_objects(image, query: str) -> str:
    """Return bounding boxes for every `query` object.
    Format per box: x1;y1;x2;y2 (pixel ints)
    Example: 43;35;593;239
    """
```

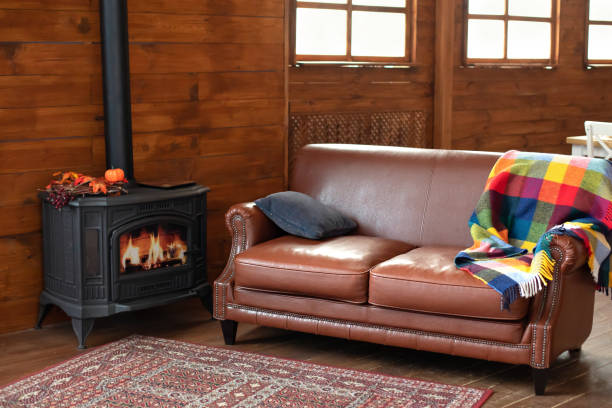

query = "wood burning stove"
37;185;210;348
35;0;211;348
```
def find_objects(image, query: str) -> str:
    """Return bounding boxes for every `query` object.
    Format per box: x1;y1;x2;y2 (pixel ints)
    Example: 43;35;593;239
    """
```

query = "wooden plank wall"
1;0;610;335
0;0;103;334
451;0;612;153
0;0;286;334
288;0;435;143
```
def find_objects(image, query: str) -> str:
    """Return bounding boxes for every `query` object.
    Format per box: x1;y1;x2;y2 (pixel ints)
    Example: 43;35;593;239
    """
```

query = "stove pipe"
99;0;134;181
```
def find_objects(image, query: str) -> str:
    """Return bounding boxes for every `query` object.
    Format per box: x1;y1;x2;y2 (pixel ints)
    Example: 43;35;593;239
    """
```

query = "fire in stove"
119;223;188;273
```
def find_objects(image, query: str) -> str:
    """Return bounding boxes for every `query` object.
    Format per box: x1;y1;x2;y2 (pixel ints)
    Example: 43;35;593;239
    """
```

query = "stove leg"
34;303;53;329
220;320;238;345
71;318;95;349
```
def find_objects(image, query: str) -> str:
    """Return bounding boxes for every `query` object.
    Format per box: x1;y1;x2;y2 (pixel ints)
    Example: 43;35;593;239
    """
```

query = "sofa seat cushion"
369;246;531;320
234;235;414;304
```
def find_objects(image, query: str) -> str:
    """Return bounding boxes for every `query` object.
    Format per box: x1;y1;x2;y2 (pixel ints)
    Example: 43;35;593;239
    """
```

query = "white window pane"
296;8;347;55
351;11;406;57
353;0;405;7
297;0;346;3
588;25;612;60
590;0;612;22
467;19;504;58
509;0;551;18
507;21;551;59
468;0;505;15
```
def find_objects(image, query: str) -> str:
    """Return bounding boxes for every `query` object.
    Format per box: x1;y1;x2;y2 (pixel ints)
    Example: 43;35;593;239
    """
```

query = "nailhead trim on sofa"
227;303;531;350
214;214;247;320
530;246;564;368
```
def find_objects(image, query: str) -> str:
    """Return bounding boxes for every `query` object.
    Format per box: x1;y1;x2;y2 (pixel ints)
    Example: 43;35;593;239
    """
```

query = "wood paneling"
125;0;285;18
128;14;283;44
0;9;98;42
0;75;92;109
199;126;285;157
0;0;286;335
198;72;284;101
0;1;92;10
0;138;93;174
0;43;101;75
91;73;198;104
0;206;42;237
433;0;454;149
129;43;283;74
0;105;103;141
451;0;612;153
288;0;435;147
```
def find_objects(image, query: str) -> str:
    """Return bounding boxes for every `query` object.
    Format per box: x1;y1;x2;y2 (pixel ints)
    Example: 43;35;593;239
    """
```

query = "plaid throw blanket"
455;150;612;308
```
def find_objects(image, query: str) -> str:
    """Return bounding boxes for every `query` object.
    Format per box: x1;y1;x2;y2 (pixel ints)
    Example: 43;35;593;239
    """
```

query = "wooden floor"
1;293;611;407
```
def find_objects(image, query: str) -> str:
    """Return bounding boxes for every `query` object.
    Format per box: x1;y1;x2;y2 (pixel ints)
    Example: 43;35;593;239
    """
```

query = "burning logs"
120;224;187;273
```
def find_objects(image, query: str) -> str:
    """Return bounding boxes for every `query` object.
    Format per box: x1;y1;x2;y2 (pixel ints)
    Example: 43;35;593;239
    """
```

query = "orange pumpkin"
104;168;125;183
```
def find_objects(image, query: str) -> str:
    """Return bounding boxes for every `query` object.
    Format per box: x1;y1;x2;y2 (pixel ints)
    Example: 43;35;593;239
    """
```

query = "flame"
147;233;165;267
119;225;188;273
168;240;187;263
121;237;141;271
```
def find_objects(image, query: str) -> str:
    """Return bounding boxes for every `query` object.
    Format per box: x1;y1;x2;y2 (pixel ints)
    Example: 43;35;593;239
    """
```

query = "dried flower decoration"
41;170;128;209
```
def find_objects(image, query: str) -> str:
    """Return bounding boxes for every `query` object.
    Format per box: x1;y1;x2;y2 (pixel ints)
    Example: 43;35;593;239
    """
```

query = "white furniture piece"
566;121;612;159
585;121;612;159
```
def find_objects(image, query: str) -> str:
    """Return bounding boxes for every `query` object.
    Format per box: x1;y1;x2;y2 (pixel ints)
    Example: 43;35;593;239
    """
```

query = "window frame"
462;0;560;68
585;0;612;67
290;0;417;66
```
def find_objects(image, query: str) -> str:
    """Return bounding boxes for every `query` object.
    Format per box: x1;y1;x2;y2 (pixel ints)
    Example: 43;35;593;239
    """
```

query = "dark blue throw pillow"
254;191;357;240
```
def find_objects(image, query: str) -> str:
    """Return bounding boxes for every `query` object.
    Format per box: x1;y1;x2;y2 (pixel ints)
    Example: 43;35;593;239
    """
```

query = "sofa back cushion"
290;144;501;248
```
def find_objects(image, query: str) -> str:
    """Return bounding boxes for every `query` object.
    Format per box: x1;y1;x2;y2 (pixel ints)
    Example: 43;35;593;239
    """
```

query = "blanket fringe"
518;275;544;298
532;249;555;282
502;286;521;310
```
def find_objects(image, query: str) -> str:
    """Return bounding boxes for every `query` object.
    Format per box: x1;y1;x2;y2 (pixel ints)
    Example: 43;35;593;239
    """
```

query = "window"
586;0;612;66
464;0;559;66
292;0;416;65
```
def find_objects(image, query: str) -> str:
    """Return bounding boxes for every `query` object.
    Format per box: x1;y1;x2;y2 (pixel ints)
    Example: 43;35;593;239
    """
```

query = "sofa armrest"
526;234;595;369
224;202;282;249
549;234;588;275
213;202;283;319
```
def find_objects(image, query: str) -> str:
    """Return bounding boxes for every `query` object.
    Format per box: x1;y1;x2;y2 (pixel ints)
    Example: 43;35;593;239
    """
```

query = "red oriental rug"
0;335;492;407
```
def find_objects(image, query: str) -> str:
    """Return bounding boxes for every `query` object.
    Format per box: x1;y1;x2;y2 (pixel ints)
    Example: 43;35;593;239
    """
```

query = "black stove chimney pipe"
100;0;134;181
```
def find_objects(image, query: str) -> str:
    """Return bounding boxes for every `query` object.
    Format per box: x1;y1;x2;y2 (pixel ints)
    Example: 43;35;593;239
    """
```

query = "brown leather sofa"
213;144;595;395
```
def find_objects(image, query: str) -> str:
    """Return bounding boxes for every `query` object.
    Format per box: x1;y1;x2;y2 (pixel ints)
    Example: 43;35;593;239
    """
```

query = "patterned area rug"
0;335;492;407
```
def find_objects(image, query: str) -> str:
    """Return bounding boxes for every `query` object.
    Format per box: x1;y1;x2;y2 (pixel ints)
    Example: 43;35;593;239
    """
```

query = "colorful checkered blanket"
454;150;612;308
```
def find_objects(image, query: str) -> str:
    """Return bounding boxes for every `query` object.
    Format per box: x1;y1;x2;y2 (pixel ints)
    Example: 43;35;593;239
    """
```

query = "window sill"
292;61;417;69
585;64;612;69
459;63;557;70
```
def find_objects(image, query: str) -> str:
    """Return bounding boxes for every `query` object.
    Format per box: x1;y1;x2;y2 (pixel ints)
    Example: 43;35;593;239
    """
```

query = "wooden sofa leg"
220;320;238;345
533;368;549;395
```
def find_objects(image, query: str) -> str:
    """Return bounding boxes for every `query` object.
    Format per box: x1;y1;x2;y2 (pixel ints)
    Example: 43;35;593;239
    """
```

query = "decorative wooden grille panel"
289;111;428;170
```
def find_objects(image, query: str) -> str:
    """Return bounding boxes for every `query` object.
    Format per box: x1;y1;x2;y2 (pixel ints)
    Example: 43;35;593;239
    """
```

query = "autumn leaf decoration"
41;170;128;209
90;179;108;194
